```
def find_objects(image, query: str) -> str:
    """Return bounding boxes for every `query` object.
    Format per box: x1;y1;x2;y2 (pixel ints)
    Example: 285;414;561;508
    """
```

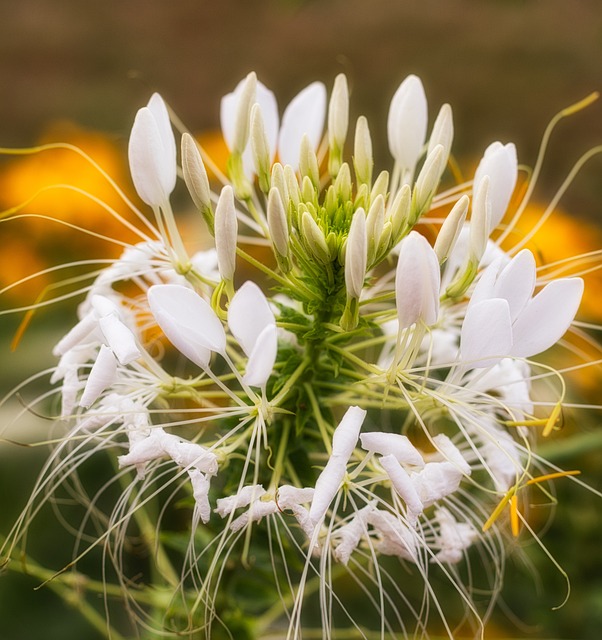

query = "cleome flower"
1;71;601;640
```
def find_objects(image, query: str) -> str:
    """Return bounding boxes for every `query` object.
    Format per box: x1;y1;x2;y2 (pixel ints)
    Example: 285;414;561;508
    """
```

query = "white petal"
387;75;427;173
460;298;512;368
510;277;583;358
161;435;219;475
494;249;536;321
380;454;424;519
148;284;226;368
215;484;266;517
98;314;141;365
228;281;275;356
473;142;517;231
395;231;440;328
243;324;278;387
80;345;117;408
331;405;366;459
360;432;424;468
278;82;327;170
189;469;212;525
412;461;464;507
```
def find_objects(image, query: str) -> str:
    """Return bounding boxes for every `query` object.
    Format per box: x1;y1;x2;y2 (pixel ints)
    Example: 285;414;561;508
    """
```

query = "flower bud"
388;183;411;241
469;176;491;263
299;134;320;189
345;208;367;299
370;170;389;204
387;75;427;179
353;115;373;187
250;103;271;194
366;194;385;265
434;195;469;264
413;144;445;219
301;211;329;264
427;103;453;168
328;73;349;176
181;133;213;232
214;185;238;282
267;187;290;259
395;231;440;328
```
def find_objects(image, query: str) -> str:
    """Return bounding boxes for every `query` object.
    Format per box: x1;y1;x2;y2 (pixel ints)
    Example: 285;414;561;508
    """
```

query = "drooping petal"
379;454;424;520
278;82;327;170
98;314;141;365
80;345;117;408
395;231;440;328
387;75;427;175
510;278;583;358
460;298;512;368
148;284;226;368
360;432;424;468
473;141;517;232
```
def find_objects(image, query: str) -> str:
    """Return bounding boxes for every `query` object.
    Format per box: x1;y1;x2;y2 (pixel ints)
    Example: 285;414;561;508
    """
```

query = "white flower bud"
301;211;329;264
128;95;177;207
181;133;213;224
215;185;238;282
270;162;289;210
387;75;427;178
395;231;440;329
345;209;367;299
388;183;412;240
230;72;257;154
353;116;373;187
328;73;349;175
434;195;469;264
413;144;445;216
365;195;385;264
470;176;491;263
267;187;289;258
370;170;389;203
473;141;517;232
250;103;271;193
299;134;320;188
427;103;453;167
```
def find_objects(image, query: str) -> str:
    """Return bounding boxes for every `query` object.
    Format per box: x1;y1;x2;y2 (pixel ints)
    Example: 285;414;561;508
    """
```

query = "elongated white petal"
460;298;512;368
278;82;327;169
148;284;226;368
243;324;278;387
98;314;141;365
309;406;366;524
395;231;440;328
510;277;583;357
473;141;517;231
80;345;117;408
53;314;97;356
360;432;424;468
493;249;536;321
228;281;276;356
380;454;424;519
387;75;427;174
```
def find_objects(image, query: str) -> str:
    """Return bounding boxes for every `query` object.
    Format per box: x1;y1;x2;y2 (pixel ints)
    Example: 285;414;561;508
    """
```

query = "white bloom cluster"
2;71;595;639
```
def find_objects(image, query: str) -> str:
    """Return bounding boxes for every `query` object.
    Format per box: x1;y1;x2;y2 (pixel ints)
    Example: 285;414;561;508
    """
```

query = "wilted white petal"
460;298;512;368
118;427;167;471
473;141;517;231
53;314;98;357
162;436;219;475
432;507;477;564
510;278;583;358
412;461;464;507
148;284;226;368
333;504;373;565
360;432;424;468
189;469;212;525
278;82;327;169
367;509;417;561
80;345;117;408
395;231;440;328
277;485;315;508
230;500;278;532
215;484;266;518
387;75;427;174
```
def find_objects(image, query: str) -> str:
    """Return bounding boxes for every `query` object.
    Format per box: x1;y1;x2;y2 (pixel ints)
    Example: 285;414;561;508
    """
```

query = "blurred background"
1;0;602;638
